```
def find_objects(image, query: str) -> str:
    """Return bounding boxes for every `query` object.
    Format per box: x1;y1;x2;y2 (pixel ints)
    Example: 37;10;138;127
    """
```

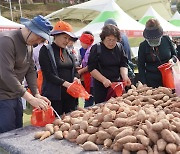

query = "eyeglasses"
105;37;117;43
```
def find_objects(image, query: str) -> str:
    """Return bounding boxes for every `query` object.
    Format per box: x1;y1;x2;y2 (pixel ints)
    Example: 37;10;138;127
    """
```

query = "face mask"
146;37;162;47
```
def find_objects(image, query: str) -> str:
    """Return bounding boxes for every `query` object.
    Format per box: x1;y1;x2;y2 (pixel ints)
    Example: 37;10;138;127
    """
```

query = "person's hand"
62;81;71;88
74;77;81;84
35;94;51;106
29;97;49;111
122;76;131;86
77;69;83;75
102;79;111;88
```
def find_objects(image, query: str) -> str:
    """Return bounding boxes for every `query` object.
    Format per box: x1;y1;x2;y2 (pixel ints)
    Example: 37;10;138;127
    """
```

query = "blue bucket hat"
20;15;53;41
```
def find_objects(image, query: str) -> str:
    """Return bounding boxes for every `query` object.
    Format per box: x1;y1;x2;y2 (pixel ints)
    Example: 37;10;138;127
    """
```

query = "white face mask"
146;37;162;47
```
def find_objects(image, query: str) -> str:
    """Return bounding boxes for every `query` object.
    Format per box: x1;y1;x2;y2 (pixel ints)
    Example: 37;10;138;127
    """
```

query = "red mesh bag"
105;82;126;101
67;81;90;100
31;106;55;127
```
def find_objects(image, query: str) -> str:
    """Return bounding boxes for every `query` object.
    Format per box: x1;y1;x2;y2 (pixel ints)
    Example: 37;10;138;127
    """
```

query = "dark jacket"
39;43;78;100
138;35;177;88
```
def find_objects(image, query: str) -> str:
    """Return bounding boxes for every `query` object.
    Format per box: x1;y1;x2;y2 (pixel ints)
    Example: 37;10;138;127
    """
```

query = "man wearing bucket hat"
0;15;53;133
138;18;177;88
39;20;80;116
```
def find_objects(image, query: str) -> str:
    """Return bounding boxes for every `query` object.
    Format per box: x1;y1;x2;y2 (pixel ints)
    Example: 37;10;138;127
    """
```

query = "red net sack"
31;106;55;127
67;81;90;100
105;82;126;101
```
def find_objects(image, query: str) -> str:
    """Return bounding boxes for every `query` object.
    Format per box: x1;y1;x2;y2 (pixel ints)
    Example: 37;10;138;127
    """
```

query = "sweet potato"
171;131;180;145
115;128;134;141
60;123;70;131
137;150;147;154
95;138;104;145
87;134;97;143
160;119;170;129
114;118;127;128
166;143;177;154
45;124;54;134
108;126;119;136
69;124;80;131
87;126;98;134
123;143;145;151
90;119;101;127
157;139;167;151
122;149;130;154
76;133;89;144
96;130;111;140
82;141;99;151
101;122;114;129
136;135;150;146
54;131;63;140
67;129;79;140
117;135;137;145
79;121;88;130
152;122;164;132
39;131;51;141
147;146;154;154
53;118;64;126
34;131;45;139
112;142;123;152
103;138;112;148
161;129;176;143
53;125;60;132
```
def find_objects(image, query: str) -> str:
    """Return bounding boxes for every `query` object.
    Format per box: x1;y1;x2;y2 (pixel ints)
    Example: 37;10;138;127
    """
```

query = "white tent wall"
139;6;180;37
0;16;24;32
169;11;180;27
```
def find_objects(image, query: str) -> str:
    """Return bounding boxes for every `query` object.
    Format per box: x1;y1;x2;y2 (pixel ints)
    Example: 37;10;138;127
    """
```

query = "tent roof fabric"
0;15;24;31
45;0;172;22
116;0;172;20
75;0;144;38
139;6;180;36
169;11;180;27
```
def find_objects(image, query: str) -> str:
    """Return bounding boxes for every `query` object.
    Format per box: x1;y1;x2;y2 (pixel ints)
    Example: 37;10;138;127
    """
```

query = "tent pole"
9;0;13;21
0;0;1;16
18;0;22;17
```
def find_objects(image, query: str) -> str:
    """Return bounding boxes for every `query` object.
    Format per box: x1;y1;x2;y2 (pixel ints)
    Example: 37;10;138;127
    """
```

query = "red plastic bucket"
158;63;174;89
31;106;55;127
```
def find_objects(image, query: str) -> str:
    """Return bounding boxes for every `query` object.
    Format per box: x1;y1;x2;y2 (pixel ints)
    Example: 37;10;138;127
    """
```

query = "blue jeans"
0;98;23;133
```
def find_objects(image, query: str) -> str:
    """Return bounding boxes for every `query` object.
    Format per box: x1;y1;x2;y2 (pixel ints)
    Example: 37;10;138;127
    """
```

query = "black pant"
51;87;78;116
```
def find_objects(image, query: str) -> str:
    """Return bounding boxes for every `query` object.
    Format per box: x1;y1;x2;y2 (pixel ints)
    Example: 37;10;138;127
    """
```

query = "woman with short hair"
88;24;131;104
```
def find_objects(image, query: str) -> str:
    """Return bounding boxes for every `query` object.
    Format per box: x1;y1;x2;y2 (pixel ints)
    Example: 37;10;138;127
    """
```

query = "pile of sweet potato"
34;82;180;153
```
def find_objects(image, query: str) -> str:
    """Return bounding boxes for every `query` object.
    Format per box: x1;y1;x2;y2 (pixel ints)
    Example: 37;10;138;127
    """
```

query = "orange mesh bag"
67;81;90;100
31;106;55;127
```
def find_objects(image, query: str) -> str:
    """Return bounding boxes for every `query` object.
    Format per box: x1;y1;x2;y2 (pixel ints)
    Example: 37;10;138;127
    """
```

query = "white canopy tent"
139;6;180;37
116;0;172;20
0;15;24;32
75;0;144;40
169;11;180;27
45;0;172;22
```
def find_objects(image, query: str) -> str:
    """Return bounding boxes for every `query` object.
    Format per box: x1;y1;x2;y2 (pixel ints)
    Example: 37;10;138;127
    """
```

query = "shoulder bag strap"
46;44;58;76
